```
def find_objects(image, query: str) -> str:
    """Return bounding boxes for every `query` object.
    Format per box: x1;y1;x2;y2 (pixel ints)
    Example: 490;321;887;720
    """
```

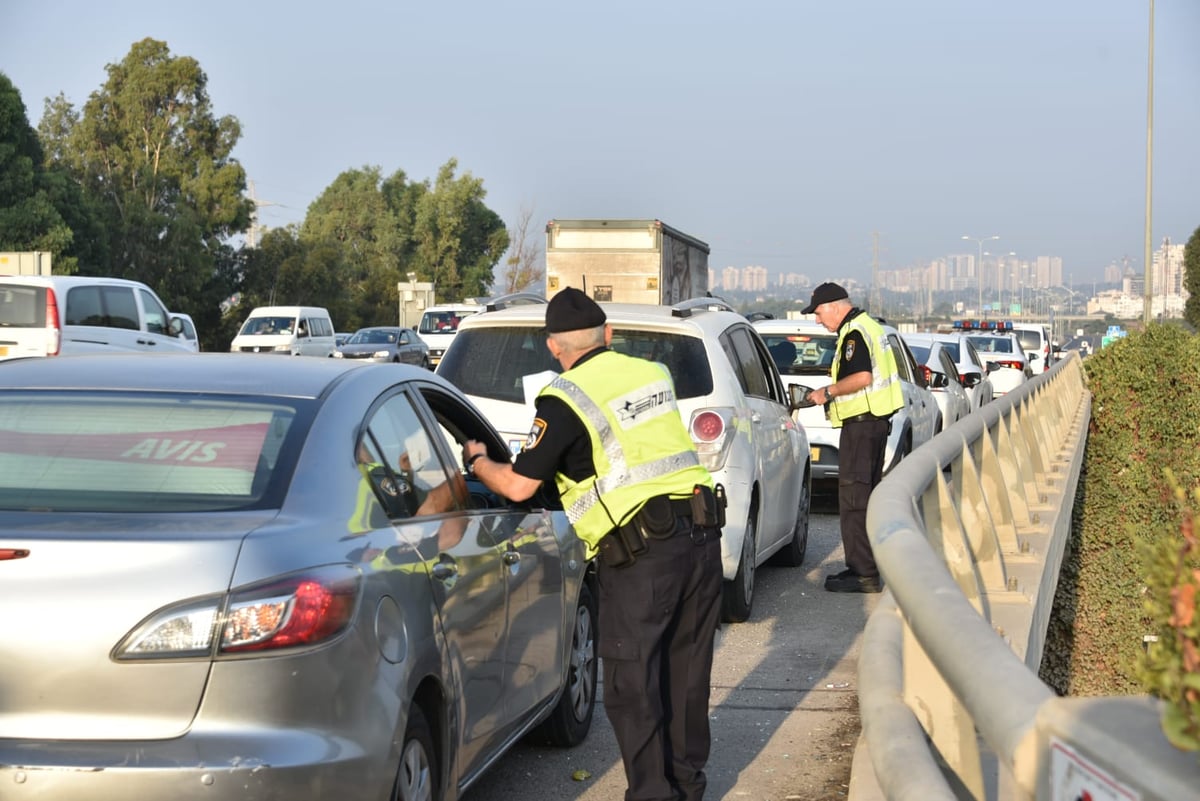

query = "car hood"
0;511;275;740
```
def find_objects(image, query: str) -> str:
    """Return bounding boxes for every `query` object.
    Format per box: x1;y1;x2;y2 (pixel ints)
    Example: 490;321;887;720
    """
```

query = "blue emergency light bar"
952;319;1013;331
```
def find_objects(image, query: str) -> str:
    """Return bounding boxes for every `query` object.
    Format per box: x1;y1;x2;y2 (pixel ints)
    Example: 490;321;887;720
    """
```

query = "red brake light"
920;365;933;384
45;287;61;356
998;360;1024;371
691;410;725;443
221;571;359;653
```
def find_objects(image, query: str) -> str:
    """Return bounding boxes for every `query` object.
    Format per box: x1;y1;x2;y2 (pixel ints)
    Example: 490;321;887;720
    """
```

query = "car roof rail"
483;291;548;311
745;311;775;322
671;295;736;317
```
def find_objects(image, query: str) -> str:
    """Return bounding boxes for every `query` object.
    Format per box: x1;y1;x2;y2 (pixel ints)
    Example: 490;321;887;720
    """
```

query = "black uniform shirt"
835;309;873;380
511;347;607;484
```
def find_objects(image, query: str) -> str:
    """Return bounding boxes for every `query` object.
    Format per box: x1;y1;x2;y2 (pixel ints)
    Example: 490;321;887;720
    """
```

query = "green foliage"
1042;326;1200;701
1184;226;1200;330
43;38;252;312
1136;478;1200;754
0;72;78;267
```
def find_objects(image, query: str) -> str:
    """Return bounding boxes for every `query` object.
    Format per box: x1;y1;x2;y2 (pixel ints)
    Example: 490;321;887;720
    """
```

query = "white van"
229;306;336;357
416;302;483;367
0;275;194;360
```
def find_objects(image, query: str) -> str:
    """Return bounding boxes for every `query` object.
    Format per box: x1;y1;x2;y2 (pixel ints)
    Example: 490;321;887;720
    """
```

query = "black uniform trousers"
837;416;891;578
597;515;723;801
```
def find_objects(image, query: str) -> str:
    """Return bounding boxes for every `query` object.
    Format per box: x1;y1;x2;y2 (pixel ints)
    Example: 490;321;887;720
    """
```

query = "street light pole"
963;235;999;316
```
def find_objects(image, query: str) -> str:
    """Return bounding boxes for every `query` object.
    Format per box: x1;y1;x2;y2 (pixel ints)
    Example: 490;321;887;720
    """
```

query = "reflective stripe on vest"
539;351;713;552
829;313;905;426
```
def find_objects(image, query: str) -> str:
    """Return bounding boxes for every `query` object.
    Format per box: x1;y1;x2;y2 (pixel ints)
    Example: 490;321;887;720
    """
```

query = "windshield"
967;335;1016;354
349;328;400;345
418;310;478;335
239;316;296;336
438;326;714;403
0;391;311;512
758;332;837;376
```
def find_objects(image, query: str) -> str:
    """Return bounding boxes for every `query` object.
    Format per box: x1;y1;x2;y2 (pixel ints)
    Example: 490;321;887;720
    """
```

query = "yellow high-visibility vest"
538;350;713;557
829;312;905;426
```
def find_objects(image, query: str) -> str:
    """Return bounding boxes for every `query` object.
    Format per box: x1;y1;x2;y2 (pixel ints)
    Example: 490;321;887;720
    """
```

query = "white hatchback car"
751;316;940;483
437;298;812;623
963;331;1030;396
908;332;994;411
902;334;973;433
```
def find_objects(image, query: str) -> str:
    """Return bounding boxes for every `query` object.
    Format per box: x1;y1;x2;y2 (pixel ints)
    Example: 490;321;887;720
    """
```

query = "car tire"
393;705;437;801
528;580;597;747
771;473;810;567
722;505;757;623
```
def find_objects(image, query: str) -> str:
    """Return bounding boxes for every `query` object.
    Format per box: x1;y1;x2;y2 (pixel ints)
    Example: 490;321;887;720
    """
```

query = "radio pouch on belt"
690;484;727;528
635;495;677;540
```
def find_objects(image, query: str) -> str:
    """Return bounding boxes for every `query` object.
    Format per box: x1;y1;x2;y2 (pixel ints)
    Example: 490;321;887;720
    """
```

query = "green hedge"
1041;325;1200;718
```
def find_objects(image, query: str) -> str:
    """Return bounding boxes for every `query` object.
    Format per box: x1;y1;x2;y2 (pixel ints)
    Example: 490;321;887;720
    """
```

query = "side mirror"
961;372;981;389
1028;353;1040;362
929;371;949;389
789;384;818;410
168;316;184;337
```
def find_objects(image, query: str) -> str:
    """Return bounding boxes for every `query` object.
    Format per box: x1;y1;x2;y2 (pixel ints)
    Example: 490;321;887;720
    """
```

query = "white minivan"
0;275;194;360
229;306;336;357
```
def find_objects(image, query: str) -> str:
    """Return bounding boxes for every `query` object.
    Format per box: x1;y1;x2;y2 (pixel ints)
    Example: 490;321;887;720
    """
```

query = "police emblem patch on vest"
844;339;855;361
526;418;547;450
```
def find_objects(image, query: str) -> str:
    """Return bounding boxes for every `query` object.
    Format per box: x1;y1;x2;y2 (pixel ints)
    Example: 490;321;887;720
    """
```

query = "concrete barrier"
851;352;1200;800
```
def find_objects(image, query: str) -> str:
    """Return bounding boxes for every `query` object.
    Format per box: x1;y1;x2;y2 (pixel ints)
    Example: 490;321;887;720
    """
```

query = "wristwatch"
466;453;485;475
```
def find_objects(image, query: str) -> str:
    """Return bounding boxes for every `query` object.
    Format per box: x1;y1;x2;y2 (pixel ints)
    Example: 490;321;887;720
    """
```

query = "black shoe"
826;568;855;580
824;571;882;593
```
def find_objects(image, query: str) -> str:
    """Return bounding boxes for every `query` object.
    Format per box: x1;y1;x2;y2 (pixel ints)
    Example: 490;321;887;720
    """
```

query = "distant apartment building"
741;265;769;292
720;265;741;292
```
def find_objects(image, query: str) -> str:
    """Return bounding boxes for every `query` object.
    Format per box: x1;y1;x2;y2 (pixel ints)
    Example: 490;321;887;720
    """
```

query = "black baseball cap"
800;282;850;314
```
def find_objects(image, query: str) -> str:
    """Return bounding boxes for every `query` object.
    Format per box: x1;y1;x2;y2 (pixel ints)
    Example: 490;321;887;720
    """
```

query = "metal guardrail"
851;352;1200;801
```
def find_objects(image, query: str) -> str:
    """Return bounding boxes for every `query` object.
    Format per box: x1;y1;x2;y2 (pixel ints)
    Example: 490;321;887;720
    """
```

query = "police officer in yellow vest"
463;287;724;801
801;282;904;593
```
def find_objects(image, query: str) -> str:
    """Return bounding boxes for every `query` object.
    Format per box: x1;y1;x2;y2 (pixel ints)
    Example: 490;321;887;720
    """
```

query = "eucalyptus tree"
38;38;252;310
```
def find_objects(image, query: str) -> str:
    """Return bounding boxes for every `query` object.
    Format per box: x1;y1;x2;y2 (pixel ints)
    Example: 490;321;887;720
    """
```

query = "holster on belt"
599;519;648;569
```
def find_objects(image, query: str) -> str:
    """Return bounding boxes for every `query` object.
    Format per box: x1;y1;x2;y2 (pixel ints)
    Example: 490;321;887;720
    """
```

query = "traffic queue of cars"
0;285;1057;798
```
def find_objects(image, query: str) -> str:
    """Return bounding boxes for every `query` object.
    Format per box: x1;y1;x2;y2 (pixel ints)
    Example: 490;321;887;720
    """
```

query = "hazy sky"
4;0;1198;284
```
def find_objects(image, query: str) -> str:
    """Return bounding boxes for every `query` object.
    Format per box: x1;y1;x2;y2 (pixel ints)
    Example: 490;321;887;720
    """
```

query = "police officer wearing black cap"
463;287;724;801
801;282;904;593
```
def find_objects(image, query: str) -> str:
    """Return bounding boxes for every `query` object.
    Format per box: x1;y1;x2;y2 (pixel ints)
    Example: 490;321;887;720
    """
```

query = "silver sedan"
0;354;596;800
336;326;431;368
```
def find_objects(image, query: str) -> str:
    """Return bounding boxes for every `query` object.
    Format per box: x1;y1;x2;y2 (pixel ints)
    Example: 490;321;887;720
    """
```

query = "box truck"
0;252;52;276
544;219;709;305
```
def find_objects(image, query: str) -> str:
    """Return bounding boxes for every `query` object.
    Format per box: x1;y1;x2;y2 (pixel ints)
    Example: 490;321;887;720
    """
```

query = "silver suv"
437;298;812;622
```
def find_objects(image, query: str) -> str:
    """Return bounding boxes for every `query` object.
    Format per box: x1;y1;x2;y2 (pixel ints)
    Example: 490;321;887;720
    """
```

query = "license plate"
810;446;820;462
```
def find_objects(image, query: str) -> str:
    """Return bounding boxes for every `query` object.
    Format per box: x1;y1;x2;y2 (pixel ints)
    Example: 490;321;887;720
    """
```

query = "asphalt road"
464;491;880;801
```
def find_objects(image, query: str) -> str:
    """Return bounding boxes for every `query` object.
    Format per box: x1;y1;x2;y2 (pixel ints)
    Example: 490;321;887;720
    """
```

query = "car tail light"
689;408;735;472
997;360;1024;371
46;287;61;356
920;365;933;385
114;565;361;660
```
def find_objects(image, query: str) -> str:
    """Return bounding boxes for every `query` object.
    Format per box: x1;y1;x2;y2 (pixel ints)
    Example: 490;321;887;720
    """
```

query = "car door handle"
751;412;762;424
431;562;458;581
503;549;521;566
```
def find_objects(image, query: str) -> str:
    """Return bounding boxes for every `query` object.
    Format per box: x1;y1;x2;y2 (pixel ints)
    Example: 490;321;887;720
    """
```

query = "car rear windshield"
438;326;714;403
967;335;1016;354
1014;329;1043;350
0;283;46;327
758;332;838;375
0;392;312;512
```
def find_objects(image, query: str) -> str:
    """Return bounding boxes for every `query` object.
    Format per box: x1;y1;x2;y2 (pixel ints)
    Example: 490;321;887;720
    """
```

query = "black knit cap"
800;282;850;314
545;287;607;333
